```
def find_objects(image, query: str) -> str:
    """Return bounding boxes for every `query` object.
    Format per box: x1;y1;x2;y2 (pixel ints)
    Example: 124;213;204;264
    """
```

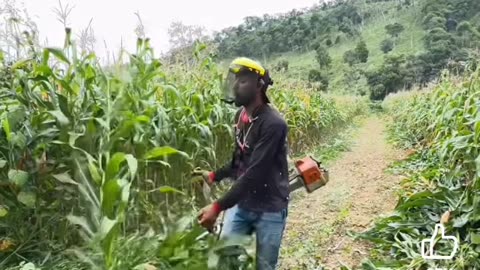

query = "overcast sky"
22;0;319;60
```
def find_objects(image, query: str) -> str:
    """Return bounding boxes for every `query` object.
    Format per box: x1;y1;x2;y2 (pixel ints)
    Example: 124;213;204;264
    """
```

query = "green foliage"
308;69;329;91
355;41;369;63
325;39;333;47
360;72;480;269
274;59;289;72
343;50;358;66
366;54;416;100
359;0;480;99
342;41;369;66
0;24;369;268
0;33;244;268
380;39;394;54
315;45;332;69
385;23;405;38
213;2;364;58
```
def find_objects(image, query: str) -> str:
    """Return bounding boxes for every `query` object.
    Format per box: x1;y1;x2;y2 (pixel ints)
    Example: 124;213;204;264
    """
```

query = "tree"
339;18;358;36
456;21;479;48
335;35;341;44
366;54;416;100
355;40;369;63
380;39;394;54
343;50;358;66
385;23;405;38
308;69;329;91
315;45;332;69
446;18;458;32
168;21;207;50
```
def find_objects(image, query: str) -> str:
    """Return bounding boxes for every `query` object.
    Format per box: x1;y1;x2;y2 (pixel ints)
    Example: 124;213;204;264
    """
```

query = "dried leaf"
440;211;451;224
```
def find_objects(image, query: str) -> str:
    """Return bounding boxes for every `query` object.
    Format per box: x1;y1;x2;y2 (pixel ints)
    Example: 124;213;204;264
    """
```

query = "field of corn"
0;28;369;270
358;72;480;269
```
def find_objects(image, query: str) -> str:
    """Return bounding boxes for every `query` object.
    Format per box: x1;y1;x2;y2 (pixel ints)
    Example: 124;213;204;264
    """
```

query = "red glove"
198;202;221;232
207;172;215;184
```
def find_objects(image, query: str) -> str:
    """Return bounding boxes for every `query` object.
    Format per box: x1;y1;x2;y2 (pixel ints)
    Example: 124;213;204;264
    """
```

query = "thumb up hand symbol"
421;223;459;260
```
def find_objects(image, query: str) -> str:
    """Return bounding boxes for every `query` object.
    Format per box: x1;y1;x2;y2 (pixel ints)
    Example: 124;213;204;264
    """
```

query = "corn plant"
359;71;480;269
0;24;368;269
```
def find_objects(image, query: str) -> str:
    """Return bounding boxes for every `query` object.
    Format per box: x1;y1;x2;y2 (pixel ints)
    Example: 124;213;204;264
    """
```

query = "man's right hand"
192;168;215;185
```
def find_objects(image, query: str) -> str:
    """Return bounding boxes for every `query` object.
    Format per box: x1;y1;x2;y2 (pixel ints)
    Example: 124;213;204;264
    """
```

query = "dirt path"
279;116;406;270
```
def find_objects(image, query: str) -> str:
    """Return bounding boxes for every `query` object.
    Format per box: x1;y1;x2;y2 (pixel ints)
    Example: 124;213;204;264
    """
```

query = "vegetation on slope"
213;0;480;99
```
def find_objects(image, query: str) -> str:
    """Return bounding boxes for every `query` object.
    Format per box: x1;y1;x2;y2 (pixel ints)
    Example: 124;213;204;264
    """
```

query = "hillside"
214;0;480;99
272;5;425;95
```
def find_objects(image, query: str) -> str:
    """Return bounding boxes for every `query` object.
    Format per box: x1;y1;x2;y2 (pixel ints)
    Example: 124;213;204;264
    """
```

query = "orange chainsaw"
288;156;329;193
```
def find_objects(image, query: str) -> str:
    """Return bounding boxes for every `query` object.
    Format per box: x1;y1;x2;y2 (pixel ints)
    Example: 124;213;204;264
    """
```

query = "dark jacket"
214;104;290;212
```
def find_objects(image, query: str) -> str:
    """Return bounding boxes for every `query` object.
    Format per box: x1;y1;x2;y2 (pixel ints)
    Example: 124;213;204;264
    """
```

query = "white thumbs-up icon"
421;223;459;260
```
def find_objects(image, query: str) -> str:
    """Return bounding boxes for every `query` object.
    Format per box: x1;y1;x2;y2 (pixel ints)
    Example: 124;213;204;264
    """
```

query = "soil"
279;116;406;270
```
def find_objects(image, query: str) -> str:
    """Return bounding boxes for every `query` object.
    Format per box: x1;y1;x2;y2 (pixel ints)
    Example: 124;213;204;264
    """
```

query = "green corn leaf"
11;59;31;69
135;115;151;123
49;110;70;126
99;216;117;239
57;93;72;119
0;205;8;217
42;48;50;65
144;146;187;160
8;169;29;187
157;186;185;195
475;154;480;178
46;47;70;64
67;214;94;238
53;172;78;185
95;118;109;129
88;162;102;185
125;154;138;179
0;159;7;168
2;118;11;142
102;179;121;219
106;153;126;181
471;232;480;244
100;216;119;267
17;191;36;208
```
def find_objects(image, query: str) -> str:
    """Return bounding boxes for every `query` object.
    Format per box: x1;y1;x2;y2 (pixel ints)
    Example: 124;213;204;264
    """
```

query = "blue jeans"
220;205;288;270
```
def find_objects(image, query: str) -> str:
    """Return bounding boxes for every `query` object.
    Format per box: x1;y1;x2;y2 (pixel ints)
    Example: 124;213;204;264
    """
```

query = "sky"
21;0;319;60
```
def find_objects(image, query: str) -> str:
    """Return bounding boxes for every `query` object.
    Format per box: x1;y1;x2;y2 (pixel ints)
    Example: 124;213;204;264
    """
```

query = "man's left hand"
198;203;221;232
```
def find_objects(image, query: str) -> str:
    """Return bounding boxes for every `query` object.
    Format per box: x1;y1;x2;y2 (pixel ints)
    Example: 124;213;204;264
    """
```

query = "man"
198;57;290;270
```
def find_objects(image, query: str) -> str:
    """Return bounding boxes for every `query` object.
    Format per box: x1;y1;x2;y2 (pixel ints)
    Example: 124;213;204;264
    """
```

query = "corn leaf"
0;205;8;217
17;191;36;208
102;179;121;219
53;172;78;185
8;169;29;187
46;47;70;64
106;153;126;181
144;146;187;160
48;110;70;126
2;118;11;142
